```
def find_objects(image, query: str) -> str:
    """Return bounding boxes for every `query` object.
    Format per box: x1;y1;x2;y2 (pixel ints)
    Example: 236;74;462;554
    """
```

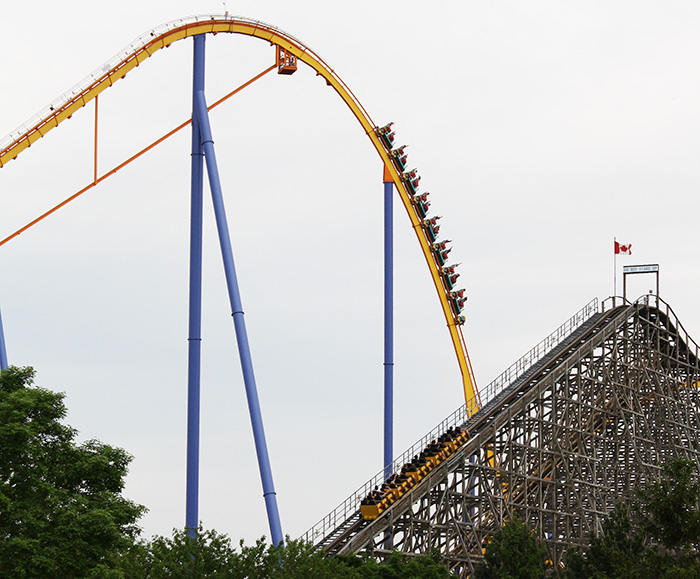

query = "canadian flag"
614;241;632;255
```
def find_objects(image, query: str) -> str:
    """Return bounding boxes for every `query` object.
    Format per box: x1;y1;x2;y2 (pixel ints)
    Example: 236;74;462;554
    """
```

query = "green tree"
0;366;146;578
473;515;548;579
118;529;336;579
563;458;700;579
116;527;456;578
337;548;456;578
563;503;647;579
637;458;700;557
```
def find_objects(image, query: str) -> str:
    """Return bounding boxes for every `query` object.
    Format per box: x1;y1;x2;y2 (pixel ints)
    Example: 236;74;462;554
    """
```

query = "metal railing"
0;14;318;156
473;297;599;411
633;294;699;360
603;294;699;360
301;297;600;545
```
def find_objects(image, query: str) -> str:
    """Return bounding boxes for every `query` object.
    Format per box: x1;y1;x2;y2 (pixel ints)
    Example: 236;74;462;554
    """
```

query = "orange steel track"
0;14;478;408
0;64;276;249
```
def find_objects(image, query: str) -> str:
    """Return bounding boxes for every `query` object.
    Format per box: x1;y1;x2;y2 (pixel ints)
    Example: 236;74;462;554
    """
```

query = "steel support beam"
194;89;284;547
185;33;206;536
383;173;394;480
0;306;8;370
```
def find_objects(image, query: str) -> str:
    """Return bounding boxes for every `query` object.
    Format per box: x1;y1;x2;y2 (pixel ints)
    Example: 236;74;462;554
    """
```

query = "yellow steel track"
0;15;478;408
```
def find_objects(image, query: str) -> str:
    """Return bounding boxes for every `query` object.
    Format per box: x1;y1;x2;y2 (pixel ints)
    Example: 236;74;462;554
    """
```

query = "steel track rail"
1;13;477;404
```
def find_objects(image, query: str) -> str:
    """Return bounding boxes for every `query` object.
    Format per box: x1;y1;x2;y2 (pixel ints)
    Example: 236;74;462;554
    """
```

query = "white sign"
623;264;659;274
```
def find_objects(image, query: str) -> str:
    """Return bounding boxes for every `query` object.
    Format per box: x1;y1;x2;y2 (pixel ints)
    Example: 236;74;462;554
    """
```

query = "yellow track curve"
0;15;478;408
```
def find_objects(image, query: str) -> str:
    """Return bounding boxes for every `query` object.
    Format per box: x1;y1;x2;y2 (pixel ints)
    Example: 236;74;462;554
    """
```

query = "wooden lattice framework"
323;297;700;577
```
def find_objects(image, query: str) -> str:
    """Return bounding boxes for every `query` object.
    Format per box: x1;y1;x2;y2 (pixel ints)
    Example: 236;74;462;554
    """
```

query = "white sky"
1;1;699;544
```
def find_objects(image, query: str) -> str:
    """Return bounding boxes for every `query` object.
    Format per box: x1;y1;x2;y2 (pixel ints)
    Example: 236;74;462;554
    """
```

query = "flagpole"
613;237;617;307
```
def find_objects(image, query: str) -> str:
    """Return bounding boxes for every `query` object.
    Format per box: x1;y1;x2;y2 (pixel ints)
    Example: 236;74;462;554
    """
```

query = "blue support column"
194;90;284;547
383;169;394;480
0;306;8;370
185;34;206;536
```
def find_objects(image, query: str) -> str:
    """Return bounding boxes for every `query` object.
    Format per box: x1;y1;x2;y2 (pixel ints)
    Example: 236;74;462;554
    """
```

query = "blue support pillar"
194;89;284;547
383;168;394;480
0;306;8;370
185;34;206;536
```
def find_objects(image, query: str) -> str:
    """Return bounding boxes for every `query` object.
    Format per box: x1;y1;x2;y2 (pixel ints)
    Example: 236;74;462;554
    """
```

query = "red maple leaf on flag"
614;241;632;255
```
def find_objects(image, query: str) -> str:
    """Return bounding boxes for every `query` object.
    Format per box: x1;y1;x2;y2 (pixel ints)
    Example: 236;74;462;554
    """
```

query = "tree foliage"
0;366;146;578
336;548;456;578
115;527;456;578
473;515;548;579
637;458;700;555
563;458;700;579
0;365;457;577
563;503;647;579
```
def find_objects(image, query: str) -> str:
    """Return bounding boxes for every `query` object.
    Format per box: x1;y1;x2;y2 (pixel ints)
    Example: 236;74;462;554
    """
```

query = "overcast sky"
2;1;700;544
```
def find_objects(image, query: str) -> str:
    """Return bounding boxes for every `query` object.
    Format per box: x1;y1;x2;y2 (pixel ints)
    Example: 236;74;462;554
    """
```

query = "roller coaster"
3;14;700;578
0;15;475;402
1;12;477;549
302;295;700;576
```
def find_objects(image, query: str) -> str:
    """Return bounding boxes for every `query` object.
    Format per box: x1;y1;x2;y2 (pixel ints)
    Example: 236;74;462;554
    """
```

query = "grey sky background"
2;1;699;543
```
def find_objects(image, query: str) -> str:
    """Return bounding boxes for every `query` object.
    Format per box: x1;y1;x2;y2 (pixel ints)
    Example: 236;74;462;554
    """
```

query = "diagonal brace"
0;306;8;370
194;89;284;547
